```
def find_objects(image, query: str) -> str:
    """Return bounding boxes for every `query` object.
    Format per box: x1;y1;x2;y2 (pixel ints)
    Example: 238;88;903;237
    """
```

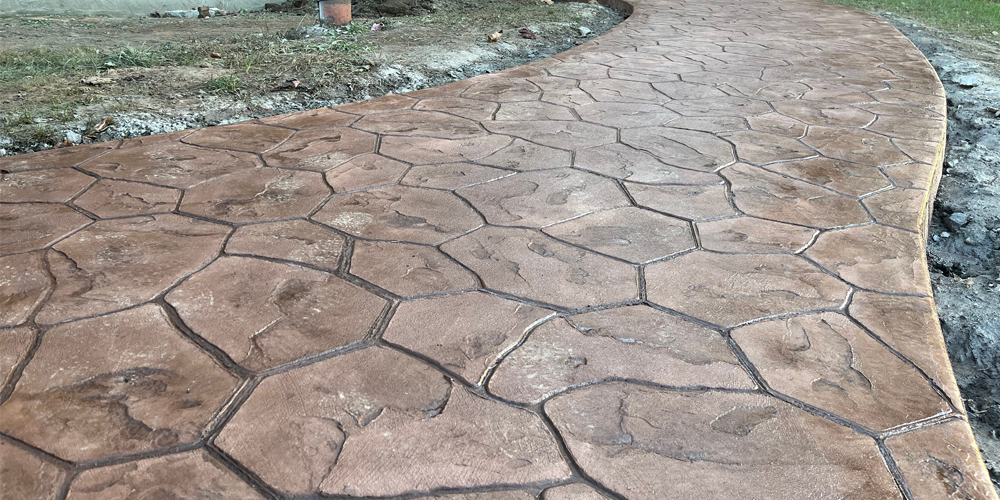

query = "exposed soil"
0;0;623;156
885;16;1000;493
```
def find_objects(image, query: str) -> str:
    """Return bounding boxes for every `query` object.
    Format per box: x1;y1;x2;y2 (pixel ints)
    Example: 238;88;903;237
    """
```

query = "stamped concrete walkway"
1;0;998;498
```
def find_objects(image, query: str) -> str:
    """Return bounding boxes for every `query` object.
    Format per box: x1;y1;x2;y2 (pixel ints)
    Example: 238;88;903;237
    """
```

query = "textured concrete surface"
1;0;997;497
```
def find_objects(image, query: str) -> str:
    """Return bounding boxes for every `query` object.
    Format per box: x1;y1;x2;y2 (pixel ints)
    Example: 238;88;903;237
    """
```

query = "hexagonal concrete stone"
892;138;942;165
314;186;483;244
807;224;929;294
718;131;815;164
0;168;93;202
0;144;113;172
770;100;876;127
402;162;513;190
489;306;753;402
650;81;729;100
0;305;238;462
354;110;484;138
626;183;736;220
1;326;35;387
413;97;499;121
0;203;91;255
167;256;385;370
0;252;50;326
184;122;293;153
697;217;817;253
259;107;358;128
541;484;611;500
574;143;722;184
426;492;536;500
580;80;664;103
482;121;616;150
350;241;477;297
542;88;597;108
872;88;943;108
36;214;229;324
262;128;377;171
646;252;850;327
664;96;772;118
667;115;749;134
544;207;694;263
216;347;570;496
0;441;65;500
459;169;629;228
575;102;679;128
545;383;899;499
78;142;260;189
746;112;807;138
181;168;329;223
462;76;541;102
883;162;936;190
850;292;963;407
725;163;870;228
383;292;552;385
803;127;911;166
763;157;891;197
547;61;611;80
887;420;997;500
621;128;735;172
442;226;637;309
66;450;264;500
863;187;927;228
731;313;951;431
381;135;513;165
225;220;346;270
495;102;577;121
325;154;410;192
74;179;181;218
478;139;572;171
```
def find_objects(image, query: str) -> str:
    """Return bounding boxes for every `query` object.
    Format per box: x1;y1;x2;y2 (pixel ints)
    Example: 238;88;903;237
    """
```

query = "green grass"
0;44;206;85
825;0;1000;38
202;76;244;93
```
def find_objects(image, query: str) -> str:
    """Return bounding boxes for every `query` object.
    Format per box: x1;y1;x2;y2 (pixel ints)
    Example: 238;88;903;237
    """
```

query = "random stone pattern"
0;0;994;496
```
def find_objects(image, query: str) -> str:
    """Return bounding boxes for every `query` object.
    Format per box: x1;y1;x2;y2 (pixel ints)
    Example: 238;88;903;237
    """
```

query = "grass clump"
203;76;244;93
825;0;1000;38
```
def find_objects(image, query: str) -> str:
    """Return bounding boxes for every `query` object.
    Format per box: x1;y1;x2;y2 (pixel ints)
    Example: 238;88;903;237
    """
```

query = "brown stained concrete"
0;0;995;496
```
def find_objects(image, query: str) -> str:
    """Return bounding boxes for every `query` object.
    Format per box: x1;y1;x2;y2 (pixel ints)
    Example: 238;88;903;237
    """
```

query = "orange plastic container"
319;0;351;25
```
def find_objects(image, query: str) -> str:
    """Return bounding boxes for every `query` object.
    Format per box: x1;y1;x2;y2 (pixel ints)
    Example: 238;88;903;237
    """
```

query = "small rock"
954;74;980;87
933;235;941;242
949;212;970;227
579;27;592;37
941;231;951;238
65;131;82;143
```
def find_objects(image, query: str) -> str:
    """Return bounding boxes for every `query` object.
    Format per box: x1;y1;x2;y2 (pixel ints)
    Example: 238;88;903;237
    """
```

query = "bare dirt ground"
885;16;1000;492
0;0;623;155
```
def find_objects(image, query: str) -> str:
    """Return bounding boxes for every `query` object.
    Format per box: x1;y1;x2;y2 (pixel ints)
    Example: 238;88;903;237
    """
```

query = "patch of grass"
46;104;75;122
824;0;1000;38
30;125;58;145
107;46;157;68
202;76;243;93
0;44;209;85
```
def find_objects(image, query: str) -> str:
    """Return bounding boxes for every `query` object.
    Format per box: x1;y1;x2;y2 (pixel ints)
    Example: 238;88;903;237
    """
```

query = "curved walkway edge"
1;0;997;498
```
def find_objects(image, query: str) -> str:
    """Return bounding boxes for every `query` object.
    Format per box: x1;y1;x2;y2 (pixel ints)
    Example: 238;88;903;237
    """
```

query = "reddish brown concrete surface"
1;0;997;497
